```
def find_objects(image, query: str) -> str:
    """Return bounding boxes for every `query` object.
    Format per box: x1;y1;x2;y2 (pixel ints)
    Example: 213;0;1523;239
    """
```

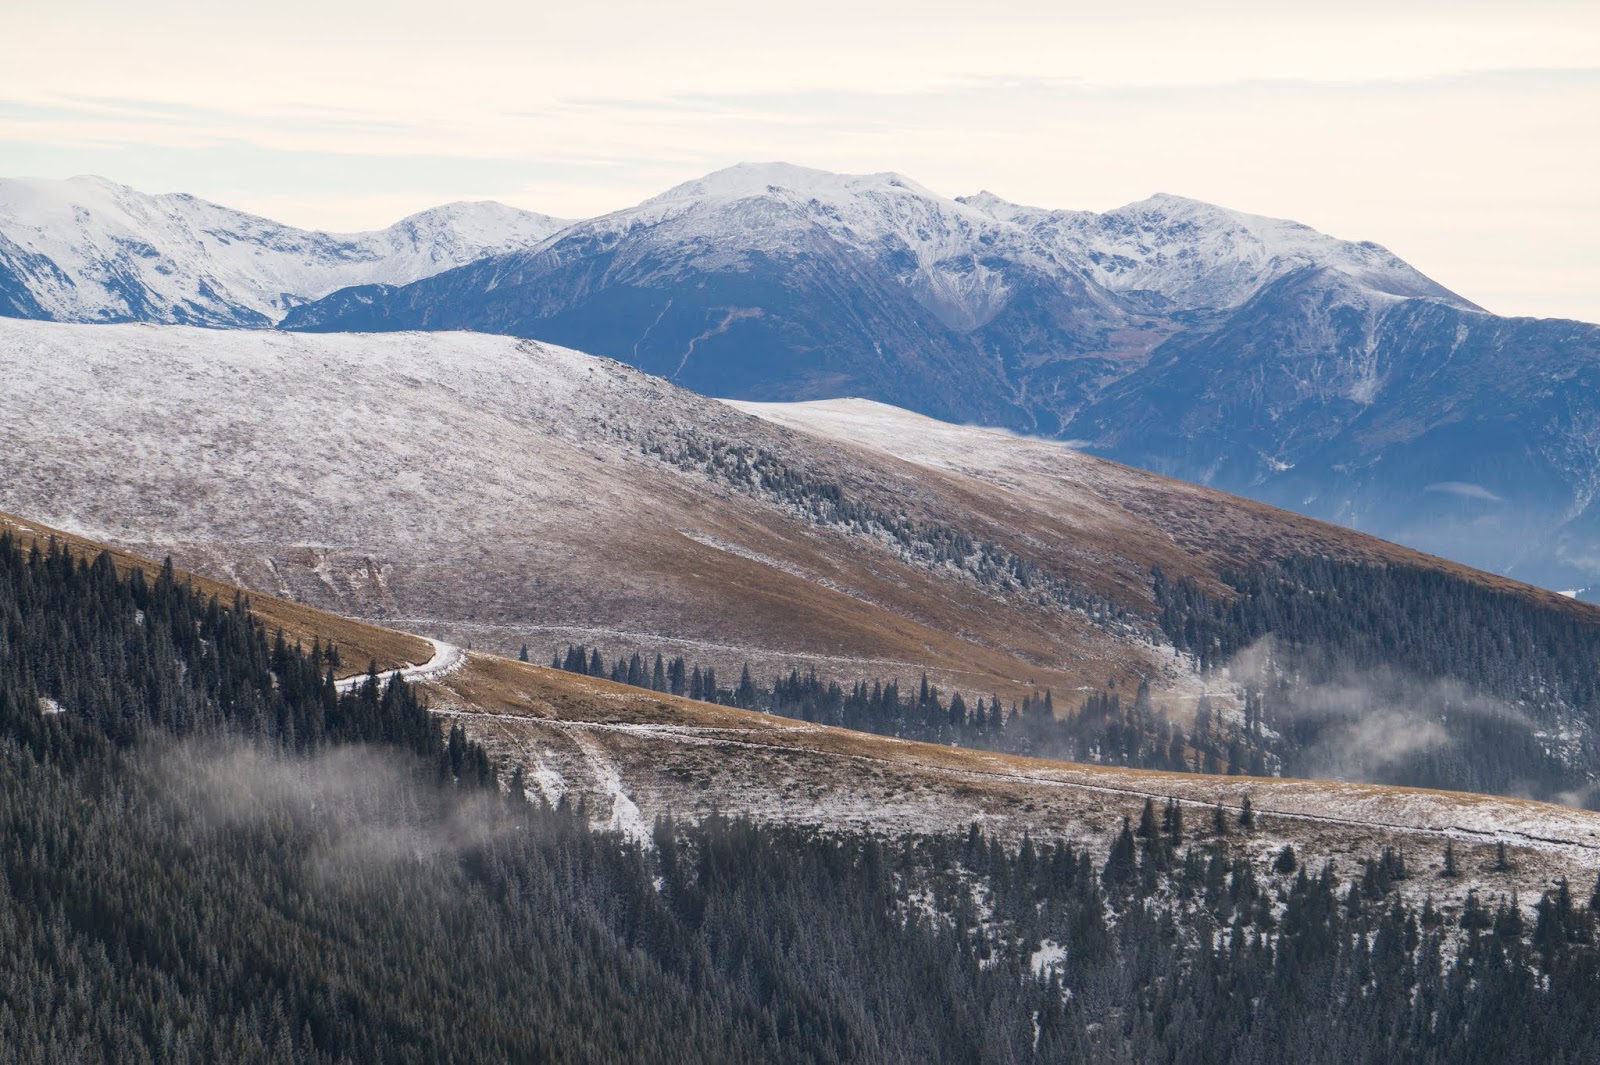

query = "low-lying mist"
139;739;523;888
1221;637;1587;806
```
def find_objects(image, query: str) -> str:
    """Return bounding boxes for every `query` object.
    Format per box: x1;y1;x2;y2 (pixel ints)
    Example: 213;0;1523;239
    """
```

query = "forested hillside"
544;548;1600;806
9;536;1600;1061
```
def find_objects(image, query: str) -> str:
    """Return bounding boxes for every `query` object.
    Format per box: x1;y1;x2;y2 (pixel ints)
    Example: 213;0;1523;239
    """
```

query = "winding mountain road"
333;638;464;693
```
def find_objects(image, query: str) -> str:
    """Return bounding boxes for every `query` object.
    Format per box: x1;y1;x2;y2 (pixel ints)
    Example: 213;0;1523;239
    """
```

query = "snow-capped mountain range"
0;175;569;326
7;162;1600;592
277;162;1479;412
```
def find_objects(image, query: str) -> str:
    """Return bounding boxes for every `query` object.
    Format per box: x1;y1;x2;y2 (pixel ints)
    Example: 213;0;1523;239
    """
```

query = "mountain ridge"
0;174;571;326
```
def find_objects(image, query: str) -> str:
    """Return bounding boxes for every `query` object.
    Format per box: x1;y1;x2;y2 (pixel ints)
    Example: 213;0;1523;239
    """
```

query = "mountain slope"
431;649;1600;902
0;175;568;326
8;318;1600;802
0;317;1252;702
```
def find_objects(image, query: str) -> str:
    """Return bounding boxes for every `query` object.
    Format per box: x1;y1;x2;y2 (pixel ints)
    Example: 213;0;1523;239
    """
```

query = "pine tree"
1136;799;1158;840
1165;799;1184;847
735;665;757;708
1102;817;1137;891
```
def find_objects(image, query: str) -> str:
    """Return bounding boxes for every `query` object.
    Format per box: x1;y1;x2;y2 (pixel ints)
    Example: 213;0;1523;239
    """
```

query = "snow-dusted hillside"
0;317;1506;711
0;175;569;326
0;317;1163;697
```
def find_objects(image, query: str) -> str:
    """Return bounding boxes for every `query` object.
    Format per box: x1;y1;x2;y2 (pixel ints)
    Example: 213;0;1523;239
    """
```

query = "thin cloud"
1425;481;1506;503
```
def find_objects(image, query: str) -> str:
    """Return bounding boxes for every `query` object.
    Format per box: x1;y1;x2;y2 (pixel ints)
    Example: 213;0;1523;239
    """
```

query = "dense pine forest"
10;535;1600;1062
1155;558;1600;800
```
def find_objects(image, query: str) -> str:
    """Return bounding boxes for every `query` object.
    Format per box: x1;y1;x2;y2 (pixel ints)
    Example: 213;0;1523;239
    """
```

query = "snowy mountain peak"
0;177;571;327
552;162;1029;331
956;190;1028;219
647;161;942;207
957;187;1473;311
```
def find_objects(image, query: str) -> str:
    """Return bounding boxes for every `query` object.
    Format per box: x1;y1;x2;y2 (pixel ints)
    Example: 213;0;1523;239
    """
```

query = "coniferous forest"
7;535;1600;1062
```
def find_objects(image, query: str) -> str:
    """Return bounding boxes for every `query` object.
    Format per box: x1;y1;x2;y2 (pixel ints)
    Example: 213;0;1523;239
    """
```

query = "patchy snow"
566;728;652;845
427;655;1600;924
524;755;568;806
38;695;66;715
1030;939;1067;977
0;175;570;325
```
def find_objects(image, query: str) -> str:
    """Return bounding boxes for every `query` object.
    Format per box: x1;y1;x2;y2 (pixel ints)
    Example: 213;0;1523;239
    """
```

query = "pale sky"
5;0;1598;321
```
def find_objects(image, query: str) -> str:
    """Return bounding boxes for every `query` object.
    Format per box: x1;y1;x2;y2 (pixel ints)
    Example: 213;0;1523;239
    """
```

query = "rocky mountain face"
1074;275;1600;589
0;175;568;326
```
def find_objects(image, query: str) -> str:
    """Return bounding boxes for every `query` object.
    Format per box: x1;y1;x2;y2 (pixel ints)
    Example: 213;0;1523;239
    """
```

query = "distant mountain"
280;162;1473;426
0;175;568;326
1070;273;1600;585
